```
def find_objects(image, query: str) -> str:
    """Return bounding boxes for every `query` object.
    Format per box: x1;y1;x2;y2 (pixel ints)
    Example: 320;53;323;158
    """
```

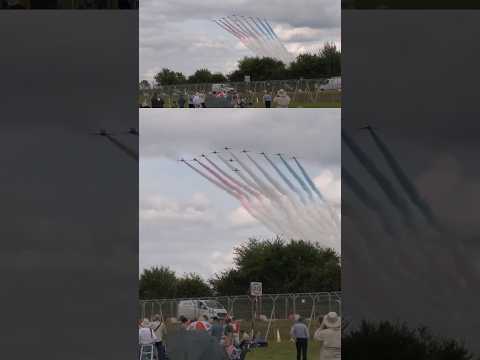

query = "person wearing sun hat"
273;89;291;108
314;312;341;360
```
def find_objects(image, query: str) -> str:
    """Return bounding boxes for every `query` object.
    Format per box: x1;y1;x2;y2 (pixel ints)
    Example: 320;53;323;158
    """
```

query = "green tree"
210;237;340;295
210;72;228;83
188;68;213;83
228;57;287;82
177;273;214;298
289;53;323;79
343;320;476;360
319;42;341;76
139;267;213;299
154;68;187;86
139;80;151;90
139;266;177;300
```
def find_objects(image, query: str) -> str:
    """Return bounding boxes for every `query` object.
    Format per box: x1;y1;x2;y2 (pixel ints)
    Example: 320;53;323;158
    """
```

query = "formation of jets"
177;147;305;171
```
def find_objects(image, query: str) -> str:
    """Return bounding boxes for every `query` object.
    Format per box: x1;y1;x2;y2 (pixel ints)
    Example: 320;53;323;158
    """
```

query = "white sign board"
244;75;251;83
250;282;262;296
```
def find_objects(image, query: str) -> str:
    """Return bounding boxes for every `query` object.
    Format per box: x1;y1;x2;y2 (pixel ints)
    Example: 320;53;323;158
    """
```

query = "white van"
211;83;235;94
177;299;228;321
318;76;341;91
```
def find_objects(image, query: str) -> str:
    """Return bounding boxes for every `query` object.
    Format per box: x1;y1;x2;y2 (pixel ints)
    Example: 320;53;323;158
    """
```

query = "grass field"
247;341;320;360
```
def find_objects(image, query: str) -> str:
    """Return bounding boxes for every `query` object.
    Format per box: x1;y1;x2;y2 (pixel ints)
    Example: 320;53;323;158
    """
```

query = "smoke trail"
242;16;277;60
253;17;287;63
343;167;396;236
216;153;261;193
367;127;439;229
104;134;138;161
186;160;285;236
291;156;341;228
195;159;248;199
262;18;293;62
228;16;266;57
342;129;414;228
245;153;289;197
292;157;325;200
278;154;314;200
228;150;277;199
217;153;308;238
201;156;296;237
262;153;307;204
216;19;257;55
202;155;259;197
183;161;238;199
245;153;336;242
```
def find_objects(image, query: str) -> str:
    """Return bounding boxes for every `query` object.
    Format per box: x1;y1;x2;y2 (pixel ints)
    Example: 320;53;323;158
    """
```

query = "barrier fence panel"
139;78;341;107
139;292;341;322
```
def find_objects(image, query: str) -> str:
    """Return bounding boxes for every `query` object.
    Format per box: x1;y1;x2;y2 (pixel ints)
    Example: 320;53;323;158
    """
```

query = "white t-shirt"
314;328;341;360
139;327;158;345
193;95;202;107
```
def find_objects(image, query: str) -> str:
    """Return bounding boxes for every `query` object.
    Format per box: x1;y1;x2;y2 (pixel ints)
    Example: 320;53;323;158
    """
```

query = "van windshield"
205;300;224;309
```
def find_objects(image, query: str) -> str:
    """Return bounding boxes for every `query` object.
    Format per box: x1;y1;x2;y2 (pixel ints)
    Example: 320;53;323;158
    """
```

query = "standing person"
192;92;202;108
314;312;341;360
179;315;189;330
209;317;224;343
273;89;291;108
151;314;167;360
231;317;241;346
139;318;158;345
189;315;211;331
188;94;195;108
224;318;234;345
178;94;186;108
200;93;207;108
263;90;272;108
151;93;164;108
290;317;309;360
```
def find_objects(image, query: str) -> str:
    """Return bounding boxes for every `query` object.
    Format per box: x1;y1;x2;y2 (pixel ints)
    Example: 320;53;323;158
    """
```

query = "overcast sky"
140;109;340;280
140;0;340;81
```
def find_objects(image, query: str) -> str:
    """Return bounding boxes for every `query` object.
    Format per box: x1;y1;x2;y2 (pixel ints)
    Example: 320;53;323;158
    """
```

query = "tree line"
139;237;341;300
139;43;341;88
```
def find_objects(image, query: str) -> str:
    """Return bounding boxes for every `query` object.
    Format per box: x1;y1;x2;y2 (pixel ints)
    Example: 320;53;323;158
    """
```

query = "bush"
342;320;476;360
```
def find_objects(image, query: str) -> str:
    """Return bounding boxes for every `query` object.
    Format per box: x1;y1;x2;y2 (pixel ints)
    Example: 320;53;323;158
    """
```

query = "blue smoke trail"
256;18;275;40
262;153;306;204
278;154;314;200
292;156;326;202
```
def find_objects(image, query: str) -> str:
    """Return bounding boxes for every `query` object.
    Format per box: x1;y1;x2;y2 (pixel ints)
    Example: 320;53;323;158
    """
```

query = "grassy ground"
162;319;322;359
247;341;320;360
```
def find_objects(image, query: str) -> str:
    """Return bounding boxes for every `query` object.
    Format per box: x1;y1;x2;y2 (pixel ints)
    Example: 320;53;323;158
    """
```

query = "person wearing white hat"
273;89;291;108
314;312;341;360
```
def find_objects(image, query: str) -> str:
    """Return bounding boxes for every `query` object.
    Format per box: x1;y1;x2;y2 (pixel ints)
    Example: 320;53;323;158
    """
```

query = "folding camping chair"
139;343;157;360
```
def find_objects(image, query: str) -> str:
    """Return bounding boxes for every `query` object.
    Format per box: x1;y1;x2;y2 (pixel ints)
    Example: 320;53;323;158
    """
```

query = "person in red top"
188;315;211;331
231;317;241;345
